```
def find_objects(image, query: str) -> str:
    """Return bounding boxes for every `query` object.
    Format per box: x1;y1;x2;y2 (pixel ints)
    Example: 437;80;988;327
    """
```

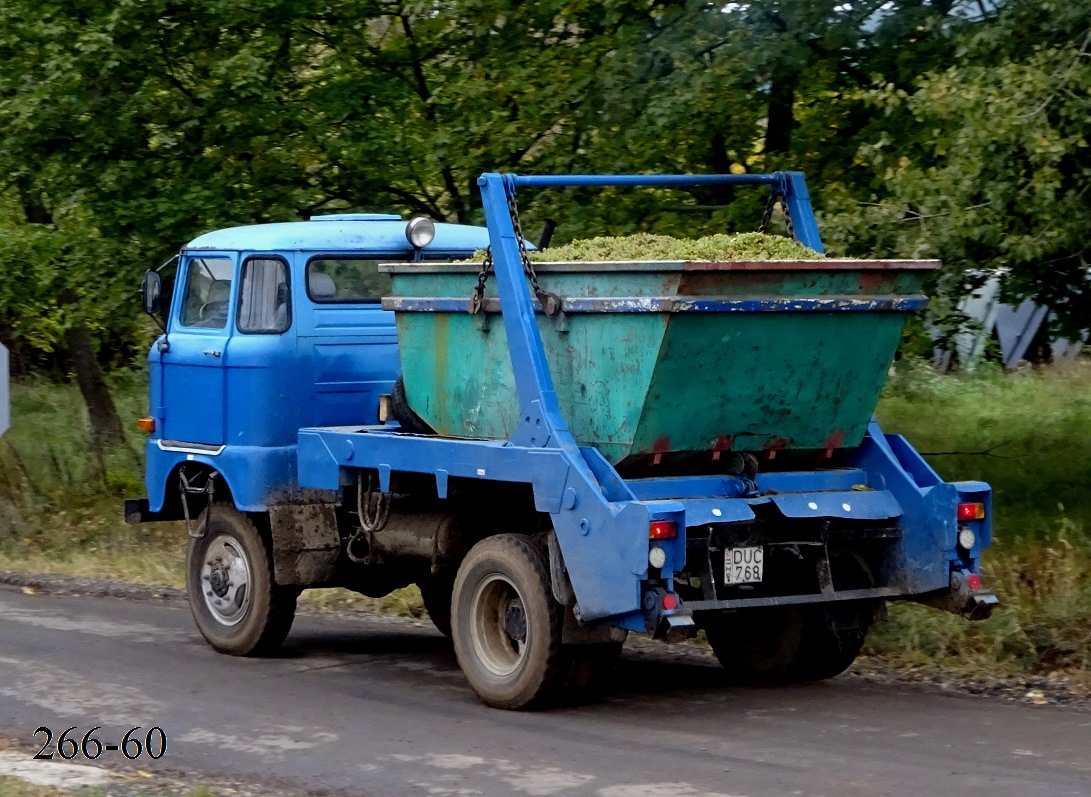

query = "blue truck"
128;172;997;709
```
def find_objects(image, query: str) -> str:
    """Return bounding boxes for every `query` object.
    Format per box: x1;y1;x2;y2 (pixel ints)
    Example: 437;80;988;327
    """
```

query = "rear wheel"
186;505;298;656
451;535;564;710
703;606;805;681
703;550;875;682
791;551;876;681
560;642;625;697
789;603;872;681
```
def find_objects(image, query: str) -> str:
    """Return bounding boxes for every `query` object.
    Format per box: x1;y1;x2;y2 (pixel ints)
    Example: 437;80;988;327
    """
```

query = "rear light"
967;574;982;591
958;502;985;521
662;594;678;610
648;546;667;569
137;417;156;433
649;520;677;540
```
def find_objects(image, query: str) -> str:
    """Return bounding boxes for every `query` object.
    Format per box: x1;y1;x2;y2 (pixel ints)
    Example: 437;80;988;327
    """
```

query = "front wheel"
451;535;564;710
186;505;298;656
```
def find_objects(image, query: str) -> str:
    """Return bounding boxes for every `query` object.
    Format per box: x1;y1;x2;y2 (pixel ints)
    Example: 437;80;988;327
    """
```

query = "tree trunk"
56;285;127;449
64;320;127;448
706;129;737;205
16;175;53;225
764;73;796;156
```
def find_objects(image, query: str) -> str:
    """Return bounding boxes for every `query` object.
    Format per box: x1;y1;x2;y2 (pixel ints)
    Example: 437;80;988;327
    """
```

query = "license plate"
724;546;764;585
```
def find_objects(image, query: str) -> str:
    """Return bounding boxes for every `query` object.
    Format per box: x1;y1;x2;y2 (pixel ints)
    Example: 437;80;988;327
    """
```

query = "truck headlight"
958;527;976;551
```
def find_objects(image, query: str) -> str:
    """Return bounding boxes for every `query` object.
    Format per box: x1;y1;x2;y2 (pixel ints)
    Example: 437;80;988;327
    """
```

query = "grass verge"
1;362;1088;682
868;358;1091;683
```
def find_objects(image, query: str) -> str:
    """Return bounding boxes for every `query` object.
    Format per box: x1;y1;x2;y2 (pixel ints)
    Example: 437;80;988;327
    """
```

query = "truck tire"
790;552;876;681
451;534;565;710
702;606;805;681
390;377;434;435
419;572;455;638
560;642;624;697
186;505;298;656
789;602;872;681
706;550;875;682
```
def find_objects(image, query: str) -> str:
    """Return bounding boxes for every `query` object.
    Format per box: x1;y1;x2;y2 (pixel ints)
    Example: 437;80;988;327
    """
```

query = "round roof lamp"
405;217;436;249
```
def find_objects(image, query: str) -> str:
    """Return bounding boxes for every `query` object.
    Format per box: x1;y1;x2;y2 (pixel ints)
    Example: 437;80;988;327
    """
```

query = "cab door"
160;253;235;446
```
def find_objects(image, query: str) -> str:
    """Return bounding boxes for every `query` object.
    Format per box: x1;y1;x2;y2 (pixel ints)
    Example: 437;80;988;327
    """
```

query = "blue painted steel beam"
755;469;869;493
477;173;574;451
627;475;750;501
511;173;783;187
782;171;824;254
504;171;824;253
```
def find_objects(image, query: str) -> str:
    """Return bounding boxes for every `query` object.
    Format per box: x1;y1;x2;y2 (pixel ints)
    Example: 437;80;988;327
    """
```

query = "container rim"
379;258;940;274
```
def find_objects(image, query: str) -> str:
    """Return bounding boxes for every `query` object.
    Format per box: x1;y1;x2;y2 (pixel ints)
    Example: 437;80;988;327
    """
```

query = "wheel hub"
208;560;230;597
469;574;529;677
503;604;527;642
199;535;253;627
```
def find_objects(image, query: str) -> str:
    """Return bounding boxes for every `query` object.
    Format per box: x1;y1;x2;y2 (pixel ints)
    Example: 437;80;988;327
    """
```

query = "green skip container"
381;259;936;465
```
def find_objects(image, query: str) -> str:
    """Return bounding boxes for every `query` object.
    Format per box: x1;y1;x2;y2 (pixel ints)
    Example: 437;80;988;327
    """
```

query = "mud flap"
268;502;340;585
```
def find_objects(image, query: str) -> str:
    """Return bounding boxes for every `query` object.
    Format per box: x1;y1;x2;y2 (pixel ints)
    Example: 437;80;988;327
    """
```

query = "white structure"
0;342;7;436
941;274;1086;370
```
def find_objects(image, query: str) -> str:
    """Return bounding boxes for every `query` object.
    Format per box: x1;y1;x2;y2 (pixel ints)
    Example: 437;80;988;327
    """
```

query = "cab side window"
237;257;291;334
307;258;392;303
180;257;234;329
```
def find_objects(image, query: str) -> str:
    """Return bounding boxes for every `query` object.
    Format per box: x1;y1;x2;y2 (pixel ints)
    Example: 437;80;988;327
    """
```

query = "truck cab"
131;214;490;519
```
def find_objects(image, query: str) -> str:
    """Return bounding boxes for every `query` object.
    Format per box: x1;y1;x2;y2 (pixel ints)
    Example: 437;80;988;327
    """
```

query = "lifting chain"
356;471;391;533
759;190;795;241
468;247;493;315
468;191;563;317
347;471;391;563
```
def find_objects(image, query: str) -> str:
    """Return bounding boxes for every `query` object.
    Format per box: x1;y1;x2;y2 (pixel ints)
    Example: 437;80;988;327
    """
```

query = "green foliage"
0;205;145;373
868;524;1091;678
0;0;1086;372
820;1;1091;336
525;232;823;262
879;358;1091;537
869;359;1091;678
0;376;182;584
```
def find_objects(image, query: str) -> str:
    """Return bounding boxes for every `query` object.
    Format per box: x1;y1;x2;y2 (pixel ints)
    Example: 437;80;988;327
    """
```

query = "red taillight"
958;502;985;521
649;520;677;540
662;594;678;610
967;574;982;591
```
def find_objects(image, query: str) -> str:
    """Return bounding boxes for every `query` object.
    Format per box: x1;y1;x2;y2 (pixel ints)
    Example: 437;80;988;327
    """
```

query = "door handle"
202;350;222;358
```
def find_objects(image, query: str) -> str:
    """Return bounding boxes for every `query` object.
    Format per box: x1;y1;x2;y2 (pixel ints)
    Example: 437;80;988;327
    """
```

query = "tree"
820;0;1091;337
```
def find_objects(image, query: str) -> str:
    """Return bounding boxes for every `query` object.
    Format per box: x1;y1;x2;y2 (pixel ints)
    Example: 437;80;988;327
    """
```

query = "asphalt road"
1;585;1089;797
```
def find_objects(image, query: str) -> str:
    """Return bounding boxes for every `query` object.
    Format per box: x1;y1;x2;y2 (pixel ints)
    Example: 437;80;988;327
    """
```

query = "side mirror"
141;270;162;316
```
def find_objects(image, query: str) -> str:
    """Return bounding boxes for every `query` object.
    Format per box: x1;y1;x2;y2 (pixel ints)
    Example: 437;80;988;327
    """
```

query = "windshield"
180;257;234;328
